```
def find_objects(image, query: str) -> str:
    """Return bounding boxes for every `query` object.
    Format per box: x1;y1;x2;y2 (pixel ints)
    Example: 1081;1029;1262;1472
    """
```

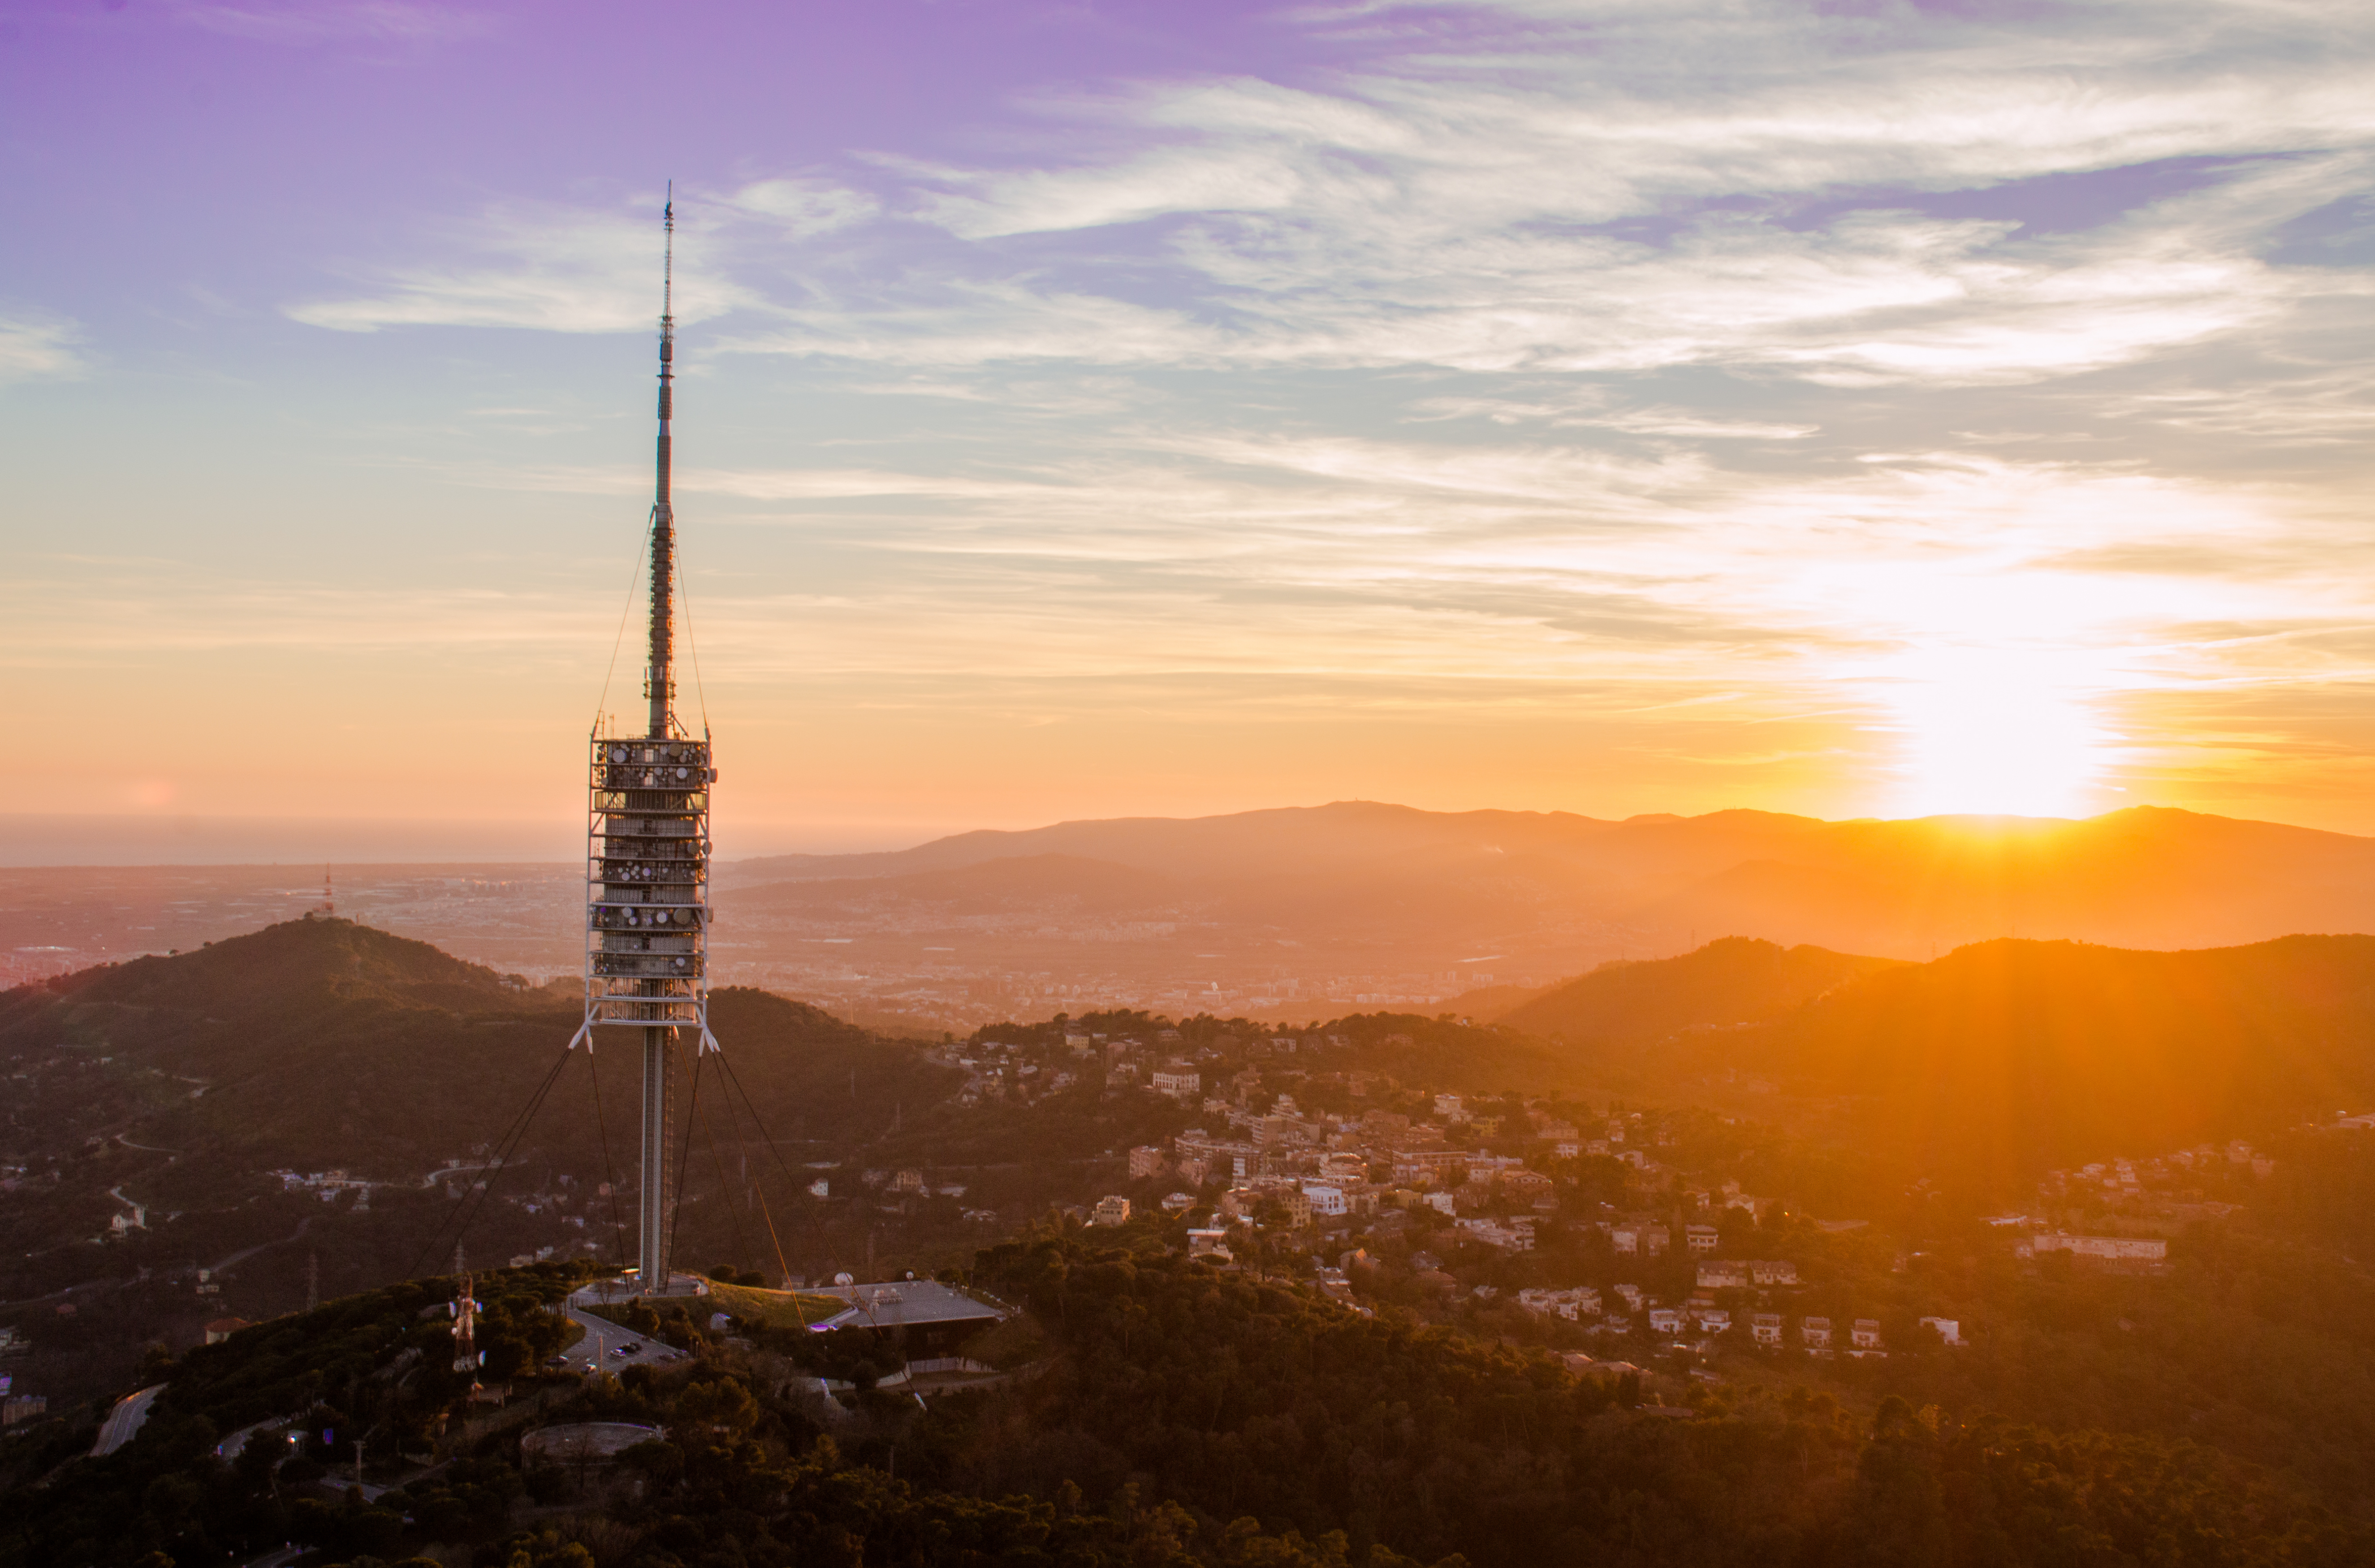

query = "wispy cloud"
176;1;489;45
288;202;753;333
0;313;85;384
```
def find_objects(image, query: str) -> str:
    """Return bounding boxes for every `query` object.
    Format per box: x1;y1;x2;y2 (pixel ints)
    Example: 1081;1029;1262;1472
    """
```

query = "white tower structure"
582;193;714;1293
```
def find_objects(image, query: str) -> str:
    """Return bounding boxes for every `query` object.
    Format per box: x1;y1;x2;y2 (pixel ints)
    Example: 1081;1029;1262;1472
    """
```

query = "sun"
1879;653;2109;819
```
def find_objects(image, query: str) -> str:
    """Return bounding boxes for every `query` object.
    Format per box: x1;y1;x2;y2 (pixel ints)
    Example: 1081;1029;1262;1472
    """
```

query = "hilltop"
1697;934;2375;1189
1499;936;1904;1044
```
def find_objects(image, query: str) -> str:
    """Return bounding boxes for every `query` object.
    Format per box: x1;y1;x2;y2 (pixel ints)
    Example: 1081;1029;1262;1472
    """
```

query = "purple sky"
4;0;2373;860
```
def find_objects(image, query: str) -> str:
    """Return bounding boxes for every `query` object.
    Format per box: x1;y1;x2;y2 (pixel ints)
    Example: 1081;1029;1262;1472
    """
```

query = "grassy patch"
706;1281;845;1328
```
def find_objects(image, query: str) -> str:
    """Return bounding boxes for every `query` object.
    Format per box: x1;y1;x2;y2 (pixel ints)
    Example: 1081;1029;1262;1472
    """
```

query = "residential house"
1800;1316;1834;1352
1128;1146;1168;1179
1501;1169;1556;1207
1696;1260;1749;1290
1684;1224;1719;1254
1516;1287;1601;1321
1921;1316;1964;1346
1751;1313;1784;1348
2029;1232;2167;1262
1748;1259;1799;1286
1089;1195;1133;1227
1610;1221;1671;1257
1851;1319;1885;1356
1152;1068;1202;1101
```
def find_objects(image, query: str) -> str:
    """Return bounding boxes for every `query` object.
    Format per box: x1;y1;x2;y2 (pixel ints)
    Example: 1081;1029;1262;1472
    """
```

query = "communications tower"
579;193;715;1293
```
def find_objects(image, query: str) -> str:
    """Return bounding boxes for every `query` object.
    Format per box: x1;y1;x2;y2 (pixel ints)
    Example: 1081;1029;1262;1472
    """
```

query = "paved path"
207;1216;311;1275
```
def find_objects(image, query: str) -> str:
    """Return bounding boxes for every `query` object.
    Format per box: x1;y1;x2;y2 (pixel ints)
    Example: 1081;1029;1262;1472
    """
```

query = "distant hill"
1674;934;2375;1190
0;918;951;1182
721;802;2375;972
1499;937;1904;1043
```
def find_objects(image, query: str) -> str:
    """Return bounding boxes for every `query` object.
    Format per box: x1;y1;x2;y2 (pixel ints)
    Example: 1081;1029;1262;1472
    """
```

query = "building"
1302;1185;1348;1218
1747;1259;1799;1286
3;1396;47;1427
1921;1316;1964;1346
1696;1260;1749;1290
1751;1313;1783;1348
1187;1229;1234;1261
1391;1149;1469;1185
203;1318;252;1345
1851;1319;1884;1351
1610;1221;1670;1257
1455;1218;1535;1251
1089;1195;1132;1227
807;1280;1008;1368
1152;1068;1202;1101
1127;1146;1168;1180
1799;1316;1833;1351
1516;1286;1601;1321
1693;1308;1731;1334
2030;1232;2167;1262
1500;1169;1556;1207
1647;1308;1685;1335
1684;1224;1719;1254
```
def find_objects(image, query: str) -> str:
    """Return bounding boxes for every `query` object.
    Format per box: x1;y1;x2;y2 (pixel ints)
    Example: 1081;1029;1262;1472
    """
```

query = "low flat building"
808;1280;1008;1366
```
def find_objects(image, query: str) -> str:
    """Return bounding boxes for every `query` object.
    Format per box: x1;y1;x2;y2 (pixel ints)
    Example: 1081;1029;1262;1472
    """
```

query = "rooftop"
808;1279;1007;1333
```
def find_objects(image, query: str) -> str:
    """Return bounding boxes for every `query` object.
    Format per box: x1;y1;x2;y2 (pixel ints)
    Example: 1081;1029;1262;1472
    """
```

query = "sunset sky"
4;0;2372;861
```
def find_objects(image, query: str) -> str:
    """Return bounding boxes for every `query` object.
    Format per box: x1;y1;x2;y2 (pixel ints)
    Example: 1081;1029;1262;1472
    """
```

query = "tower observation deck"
581;193;714;1292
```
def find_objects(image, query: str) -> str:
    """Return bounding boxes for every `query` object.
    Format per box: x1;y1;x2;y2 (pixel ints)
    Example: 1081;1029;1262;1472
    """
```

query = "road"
91;1382;167;1456
561;1282;701;1375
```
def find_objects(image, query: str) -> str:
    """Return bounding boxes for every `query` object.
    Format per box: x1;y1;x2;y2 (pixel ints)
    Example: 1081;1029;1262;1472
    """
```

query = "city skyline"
6;0;2374;862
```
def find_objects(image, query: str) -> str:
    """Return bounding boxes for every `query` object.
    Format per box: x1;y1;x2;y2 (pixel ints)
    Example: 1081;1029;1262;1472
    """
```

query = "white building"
2030;1232;2167;1262
1302;1185;1348;1218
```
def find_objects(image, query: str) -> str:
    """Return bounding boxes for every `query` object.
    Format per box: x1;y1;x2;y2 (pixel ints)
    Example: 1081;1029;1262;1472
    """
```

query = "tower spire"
648;184;676;740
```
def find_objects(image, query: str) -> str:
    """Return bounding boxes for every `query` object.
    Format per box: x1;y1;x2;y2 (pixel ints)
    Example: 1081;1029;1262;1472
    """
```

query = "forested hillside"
1684;935;2375;1189
1498;938;1902;1047
7;1238;2366;1568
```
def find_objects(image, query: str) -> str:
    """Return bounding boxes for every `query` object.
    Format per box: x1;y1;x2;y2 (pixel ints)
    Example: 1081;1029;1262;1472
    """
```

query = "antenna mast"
648;183;676;741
